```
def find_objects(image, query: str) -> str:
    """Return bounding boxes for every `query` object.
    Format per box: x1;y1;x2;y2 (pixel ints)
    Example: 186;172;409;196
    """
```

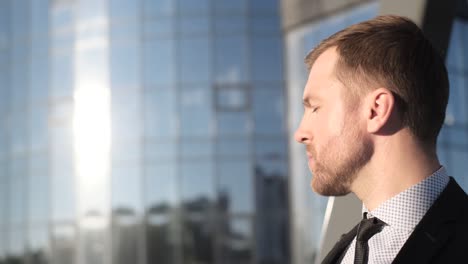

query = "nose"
294;120;310;144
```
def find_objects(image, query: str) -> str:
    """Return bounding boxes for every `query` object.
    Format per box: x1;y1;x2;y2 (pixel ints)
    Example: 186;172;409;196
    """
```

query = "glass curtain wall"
0;0;290;264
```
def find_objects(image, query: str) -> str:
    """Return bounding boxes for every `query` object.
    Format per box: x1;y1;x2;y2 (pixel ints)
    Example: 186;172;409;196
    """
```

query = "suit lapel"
393;178;464;264
321;223;359;264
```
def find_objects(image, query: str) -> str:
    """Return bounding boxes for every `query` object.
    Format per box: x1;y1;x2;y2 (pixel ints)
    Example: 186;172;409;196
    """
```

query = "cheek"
326;107;346;136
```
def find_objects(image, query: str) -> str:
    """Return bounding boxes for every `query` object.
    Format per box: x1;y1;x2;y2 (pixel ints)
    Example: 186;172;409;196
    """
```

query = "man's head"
294;15;449;196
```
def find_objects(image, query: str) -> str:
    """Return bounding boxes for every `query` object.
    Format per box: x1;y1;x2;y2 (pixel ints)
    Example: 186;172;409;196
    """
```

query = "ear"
365;88;395;133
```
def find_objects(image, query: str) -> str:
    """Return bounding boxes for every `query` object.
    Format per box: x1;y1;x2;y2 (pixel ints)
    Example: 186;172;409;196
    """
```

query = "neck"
351;132;440;211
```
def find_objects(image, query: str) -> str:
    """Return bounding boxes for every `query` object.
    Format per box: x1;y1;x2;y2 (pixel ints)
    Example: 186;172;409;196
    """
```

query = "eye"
311;106;319;113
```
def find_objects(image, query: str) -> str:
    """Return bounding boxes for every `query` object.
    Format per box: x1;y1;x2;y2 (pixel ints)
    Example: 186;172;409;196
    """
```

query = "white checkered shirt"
340;166;450;264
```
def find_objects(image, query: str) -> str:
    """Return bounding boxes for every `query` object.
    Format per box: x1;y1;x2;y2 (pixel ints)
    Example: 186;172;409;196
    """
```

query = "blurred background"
0;0;466;264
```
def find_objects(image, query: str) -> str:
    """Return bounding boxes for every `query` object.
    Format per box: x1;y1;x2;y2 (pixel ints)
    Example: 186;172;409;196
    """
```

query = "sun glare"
73;87;111;222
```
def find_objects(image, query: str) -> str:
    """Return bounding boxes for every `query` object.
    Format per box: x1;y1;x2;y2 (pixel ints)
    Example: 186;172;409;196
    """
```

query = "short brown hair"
305;15;449;149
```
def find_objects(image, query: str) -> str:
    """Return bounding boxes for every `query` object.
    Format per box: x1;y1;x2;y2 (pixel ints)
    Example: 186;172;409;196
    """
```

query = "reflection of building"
282;0;468;263
255;166;289;264
0;0;289;264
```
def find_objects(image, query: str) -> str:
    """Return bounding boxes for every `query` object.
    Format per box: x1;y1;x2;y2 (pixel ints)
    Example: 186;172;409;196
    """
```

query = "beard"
309;121;373;196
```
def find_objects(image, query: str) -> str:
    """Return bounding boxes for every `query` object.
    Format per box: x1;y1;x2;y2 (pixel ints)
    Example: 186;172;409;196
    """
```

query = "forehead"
303;48;342;100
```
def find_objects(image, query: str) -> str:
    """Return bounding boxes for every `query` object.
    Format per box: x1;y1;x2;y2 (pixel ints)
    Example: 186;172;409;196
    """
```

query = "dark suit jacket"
322;177;468;264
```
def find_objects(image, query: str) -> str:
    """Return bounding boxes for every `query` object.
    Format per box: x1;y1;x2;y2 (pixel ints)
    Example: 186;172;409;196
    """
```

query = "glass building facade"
285;1;468;263
0;0;289;263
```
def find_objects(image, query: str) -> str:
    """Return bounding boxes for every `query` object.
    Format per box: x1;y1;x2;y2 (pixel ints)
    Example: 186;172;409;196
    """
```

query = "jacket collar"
392;177;467;264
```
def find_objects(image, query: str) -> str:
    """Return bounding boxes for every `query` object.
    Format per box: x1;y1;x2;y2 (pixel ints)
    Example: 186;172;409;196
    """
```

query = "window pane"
50;126;76;222
112;165;143;215
256;212;289;263
253;87;285;134
181;161;215;214
147;213;179;264
143;18;175;39
255;167;289;211
216;86;249;111
215;36;248;84
7;228;25;264
218;160;253;214
217;112;250;136
29;106;48;152
0;124;7;159
112;217;141;264
51;173;76;221
218;217;252;264
112;140;141;164
9;157;27;225
251;16;281;35
9;112;28;155
112;90;142;141
179;37;211;83
78;224;107;264
251;37;283;82
12;0;29;37
0;178;7;227
30;38;49;103
182;216;215;264
28;172;49;223
111;20;139;42
143;0;175;17
250;0;279;15
214;16;247;35
111;42;140;90
178;0;210;15
11;40;28;107
51;53;74;99
256;159;288;179
144;89;178;139
110;0;139;19
143;39;175;86
181;138;213;159
51;225;76;264
27;226;50;264
216;136;250;158
145;163;178;213
144;140;177;161
180;17;210;36
214;0;247;14
180;85;213;138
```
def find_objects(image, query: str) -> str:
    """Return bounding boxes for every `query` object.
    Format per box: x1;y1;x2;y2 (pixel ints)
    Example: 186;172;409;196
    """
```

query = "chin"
311;177;352;197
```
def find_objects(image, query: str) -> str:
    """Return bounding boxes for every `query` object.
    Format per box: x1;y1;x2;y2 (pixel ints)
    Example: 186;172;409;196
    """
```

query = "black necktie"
354;215;386;264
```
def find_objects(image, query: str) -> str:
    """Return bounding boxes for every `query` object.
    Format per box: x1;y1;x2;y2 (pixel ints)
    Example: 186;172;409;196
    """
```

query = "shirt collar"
363;166;449;232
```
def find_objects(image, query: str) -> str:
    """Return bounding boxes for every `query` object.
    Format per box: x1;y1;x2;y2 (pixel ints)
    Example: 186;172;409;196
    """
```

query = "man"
294;15;468;264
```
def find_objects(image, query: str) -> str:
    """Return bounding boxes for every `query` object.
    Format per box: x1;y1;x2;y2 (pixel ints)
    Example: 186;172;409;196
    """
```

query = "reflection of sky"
181;161;215;201
218;160;253;214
